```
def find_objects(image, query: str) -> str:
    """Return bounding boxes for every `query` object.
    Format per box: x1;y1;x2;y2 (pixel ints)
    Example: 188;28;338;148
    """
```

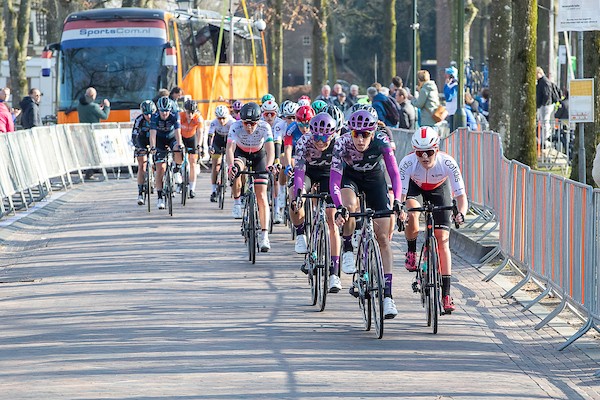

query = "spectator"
0;87;20;125
444;66;459;128
315;84;335;105
348;84;360;104
19;88;43;129
0;88;14;132
395;88;415;130
333;91;352;113
332;83;343;97
77;87;111;180
476;88;490;118
411;69;441;127
389;76;403;97
153;88;170;105
169;86;184;112
464;90;480;116
367;86;397;127
536;66;559;145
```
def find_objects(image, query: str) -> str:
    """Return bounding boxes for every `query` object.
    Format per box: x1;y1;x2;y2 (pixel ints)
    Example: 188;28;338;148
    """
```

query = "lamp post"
453;0;466;130
410;0;419;92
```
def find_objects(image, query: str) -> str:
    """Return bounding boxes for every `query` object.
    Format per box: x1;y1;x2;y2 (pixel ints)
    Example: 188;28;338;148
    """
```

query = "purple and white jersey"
331;131;392;175
294;134;335;170
227;120;273;153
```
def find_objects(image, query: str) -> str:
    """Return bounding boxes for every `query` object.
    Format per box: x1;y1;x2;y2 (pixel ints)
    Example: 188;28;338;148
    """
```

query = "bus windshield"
60;45;163;111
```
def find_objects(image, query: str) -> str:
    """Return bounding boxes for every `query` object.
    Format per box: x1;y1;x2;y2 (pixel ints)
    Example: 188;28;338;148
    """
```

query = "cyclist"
227;102;275;252
398;126;468;313
261;100;284;220
132;100;156;205
323;104;346;135
297;95;311;107
291;112;342;293
261;93;275;104
311;100;327;114
330;109;403;319
231;100;243;121
273;101;299;223
208;105;236;202
150;96;184;210
179;99;204;198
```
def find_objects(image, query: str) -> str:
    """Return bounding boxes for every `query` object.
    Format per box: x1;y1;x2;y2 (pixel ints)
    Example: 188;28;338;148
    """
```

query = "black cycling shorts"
234;147;268;183
406;179;452;230
182;136;198;154
305;167;334;207
155;136;177;163
342;169;390;215
134;134;150;157
211;134;227;155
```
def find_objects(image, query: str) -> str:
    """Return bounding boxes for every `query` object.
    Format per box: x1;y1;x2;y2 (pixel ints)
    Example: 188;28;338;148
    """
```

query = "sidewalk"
0;174;598;399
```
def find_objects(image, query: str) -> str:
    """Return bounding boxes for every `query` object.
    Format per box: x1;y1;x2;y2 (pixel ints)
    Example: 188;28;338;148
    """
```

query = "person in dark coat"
19;88;43;129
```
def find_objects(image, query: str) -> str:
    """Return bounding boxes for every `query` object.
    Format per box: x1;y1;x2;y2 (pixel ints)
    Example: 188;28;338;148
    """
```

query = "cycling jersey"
179;111;203;139
330;132;401;208
293;135;336;195
266;116;285;142
398;151;465;197
132;114;152;147
227;120;273;153
150;112;180;138
283;122;305;149
208;116;235;137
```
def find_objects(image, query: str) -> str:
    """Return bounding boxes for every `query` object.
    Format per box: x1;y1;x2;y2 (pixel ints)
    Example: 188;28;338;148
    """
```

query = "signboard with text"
569;79;595;123
557;0;600;31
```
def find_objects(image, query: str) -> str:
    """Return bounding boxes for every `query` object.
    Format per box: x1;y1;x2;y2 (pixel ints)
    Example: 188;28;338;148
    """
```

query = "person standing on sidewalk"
77;87;111;180
19;88;43;129
536;67;559;147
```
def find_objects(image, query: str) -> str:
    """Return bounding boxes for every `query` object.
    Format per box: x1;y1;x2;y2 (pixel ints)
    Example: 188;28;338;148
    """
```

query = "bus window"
176;19;198;75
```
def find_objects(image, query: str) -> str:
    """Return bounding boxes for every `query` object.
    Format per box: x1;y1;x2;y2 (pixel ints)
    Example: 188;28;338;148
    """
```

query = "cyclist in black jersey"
132;100;156;205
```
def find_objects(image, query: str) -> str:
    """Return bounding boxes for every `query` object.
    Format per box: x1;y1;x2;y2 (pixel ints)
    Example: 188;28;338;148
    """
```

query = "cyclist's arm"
455;193;468;216
274;140;282;161
174;128;183;148
382;147;402;200
195;125;203;150
264;139;275;167
150;129;157;149
329;150;344;208
225;139;236;167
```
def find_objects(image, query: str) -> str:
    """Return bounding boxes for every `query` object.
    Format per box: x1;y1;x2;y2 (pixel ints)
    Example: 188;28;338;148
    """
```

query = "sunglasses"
263;112;276;117
298;122;309;129
313;134;331;143
286;116;296;120
351;130;374;138
243;120;258;126
415;149;436;157
217;117;227;120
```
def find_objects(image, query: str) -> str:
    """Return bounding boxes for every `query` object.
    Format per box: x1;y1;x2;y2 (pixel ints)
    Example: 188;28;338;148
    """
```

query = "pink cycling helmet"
347;110;378;131
309;112;337;136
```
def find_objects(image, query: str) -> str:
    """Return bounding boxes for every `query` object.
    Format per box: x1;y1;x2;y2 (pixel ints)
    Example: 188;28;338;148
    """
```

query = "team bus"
47;7;268;123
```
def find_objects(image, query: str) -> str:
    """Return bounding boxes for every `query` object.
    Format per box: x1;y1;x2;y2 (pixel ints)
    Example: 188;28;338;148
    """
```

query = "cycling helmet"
297;98;311;107
411;126;440;150
298;95;311;101
311;100;327;113
261;99;279;113
309;112;337;136
156;96;173;112
261;93;275;104
140;100;156;115
240;102;261;121
347;110;378;131
279;100;290;114
232;100;243;112
323;105;344;131
184;99;198;112
282;101;300;117
215;105;230;118
295;105;316;123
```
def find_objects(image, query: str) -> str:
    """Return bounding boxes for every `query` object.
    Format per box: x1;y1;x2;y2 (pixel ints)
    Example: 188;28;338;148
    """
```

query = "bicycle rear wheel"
247;194;257;264
145;159;152;213
316;220;330;312
167;166;174;216
354;242;371;331
427;237;441;334
367;239;385;339
267;174;274;234
218;162;226;210
181;161;189;206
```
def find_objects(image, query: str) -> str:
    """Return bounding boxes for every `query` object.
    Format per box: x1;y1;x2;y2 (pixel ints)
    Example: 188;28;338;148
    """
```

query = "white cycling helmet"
298;98;310;107
261;99;279;113
411;126;440;150
282;101;300;117
215;105;230;118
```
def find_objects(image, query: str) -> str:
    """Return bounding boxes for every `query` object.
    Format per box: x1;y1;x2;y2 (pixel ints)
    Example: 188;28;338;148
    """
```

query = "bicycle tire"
248;194;257;264
267;174;274;234
308;237;318;306
354;242;371;331
367;238;385;339
218;162;226;210
428;236;441;334
303;196;313;240
316;219;330;312
145;158;152;213
181;161;189;206
166;164;173;216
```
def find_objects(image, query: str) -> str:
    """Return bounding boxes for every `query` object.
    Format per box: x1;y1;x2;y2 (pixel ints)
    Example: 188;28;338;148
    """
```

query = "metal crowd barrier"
0;123;135;216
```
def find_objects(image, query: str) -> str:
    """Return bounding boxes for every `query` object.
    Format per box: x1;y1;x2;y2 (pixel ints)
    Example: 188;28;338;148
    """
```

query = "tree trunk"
4;0;31;104
382;0;397;82
570;31;600;185
327;5;336;85
45;0;85;44
266;0;283;101
311;0;328;99
463;0;478;61
0;3;5;61
488;0;512;143
122;0;154;9
507;0;537;167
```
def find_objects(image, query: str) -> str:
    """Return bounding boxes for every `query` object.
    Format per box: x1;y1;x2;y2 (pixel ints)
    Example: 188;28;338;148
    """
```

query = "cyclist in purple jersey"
150;96;183;210
330;110;403;319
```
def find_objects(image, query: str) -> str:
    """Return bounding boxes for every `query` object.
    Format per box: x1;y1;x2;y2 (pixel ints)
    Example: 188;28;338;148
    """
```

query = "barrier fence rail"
1;123;598;350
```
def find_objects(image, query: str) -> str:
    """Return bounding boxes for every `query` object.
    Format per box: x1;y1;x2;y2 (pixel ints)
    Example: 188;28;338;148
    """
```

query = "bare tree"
463;0;478;60
122;0;154;8
311;0;328;99
381;0;396;82
488;0;512;142
507;0;537;166
4;0;32;103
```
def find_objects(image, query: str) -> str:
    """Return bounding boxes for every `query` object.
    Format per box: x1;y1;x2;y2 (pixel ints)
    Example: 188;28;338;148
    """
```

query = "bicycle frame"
237;168;269;264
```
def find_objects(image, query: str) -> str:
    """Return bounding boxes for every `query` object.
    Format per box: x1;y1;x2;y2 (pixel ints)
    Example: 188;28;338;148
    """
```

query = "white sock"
212;184;217;192
190;181;196;191
234;198;241;205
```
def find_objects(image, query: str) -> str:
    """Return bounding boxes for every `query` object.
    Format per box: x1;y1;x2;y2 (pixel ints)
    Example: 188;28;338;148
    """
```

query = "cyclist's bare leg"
326;208;340;257
188;153;198;186
374;218;393;274
255;183;270;230
340;188;358;236
211;154;221;185
404;198;421;241
155;162;166;193
174;152;183;165
137;155;147;186
435;229;451;275
289;196;305;226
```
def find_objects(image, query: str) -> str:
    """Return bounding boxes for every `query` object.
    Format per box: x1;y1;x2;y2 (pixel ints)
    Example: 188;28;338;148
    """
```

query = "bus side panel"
58;109;135;124
180;65;268;117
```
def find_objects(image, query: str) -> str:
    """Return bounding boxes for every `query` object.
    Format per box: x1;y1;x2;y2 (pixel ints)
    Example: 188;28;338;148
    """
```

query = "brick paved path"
0;175;598;399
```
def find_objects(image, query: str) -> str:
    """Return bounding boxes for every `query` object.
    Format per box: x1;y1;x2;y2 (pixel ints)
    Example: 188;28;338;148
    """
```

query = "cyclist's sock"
234;197;241;205
442;275;451;297
384;273;393;297
212;184;217;192
330;256;340;275
295;222;305;235
407;239;417;253
355;217;363;231
343;235;353;252
190;181;196;191
137;184;143;195
174;165;181;173
157;190;163;199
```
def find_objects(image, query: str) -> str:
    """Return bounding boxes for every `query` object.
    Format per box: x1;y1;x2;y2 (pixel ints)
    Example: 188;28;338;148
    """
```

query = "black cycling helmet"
239;102;261;122
184;99;198;112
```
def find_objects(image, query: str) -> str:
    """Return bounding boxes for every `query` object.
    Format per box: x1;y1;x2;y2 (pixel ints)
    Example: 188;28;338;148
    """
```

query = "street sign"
557;0;600;31
569;78;595;123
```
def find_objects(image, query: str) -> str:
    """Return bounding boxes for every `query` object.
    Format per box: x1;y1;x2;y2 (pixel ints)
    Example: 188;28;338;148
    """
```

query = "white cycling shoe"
383;297;398;319
232;204;242;219
157;198;165;210
295;234;308;254
328;275;342;293
341;251;356;274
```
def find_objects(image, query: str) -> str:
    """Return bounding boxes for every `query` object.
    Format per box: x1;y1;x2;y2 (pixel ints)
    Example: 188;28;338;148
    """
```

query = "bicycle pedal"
300;263;309;275
349;286;359;298
411;281;419;293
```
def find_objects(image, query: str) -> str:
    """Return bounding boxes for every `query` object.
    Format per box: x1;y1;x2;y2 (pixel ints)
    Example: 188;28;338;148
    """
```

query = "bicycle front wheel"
367;239;385;339
181;162;189;206
218;162;226;210
145;160;152;213
164;165;173;216
316;220;330;312
353;242;371;331
427;237;441;334
247;195;257;264
267;175;274;234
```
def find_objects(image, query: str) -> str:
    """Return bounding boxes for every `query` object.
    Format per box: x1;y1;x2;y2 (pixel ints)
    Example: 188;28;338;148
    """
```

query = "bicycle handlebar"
301;193;330;200
349;209;396;219
405;199;460;229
